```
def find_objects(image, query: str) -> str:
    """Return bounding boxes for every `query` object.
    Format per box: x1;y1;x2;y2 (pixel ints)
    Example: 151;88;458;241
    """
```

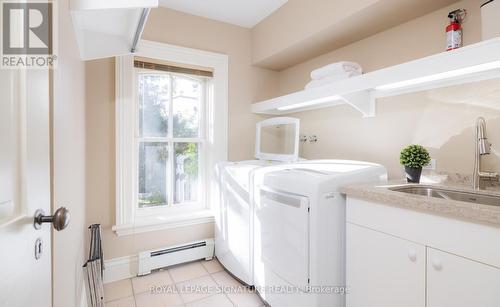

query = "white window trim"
113;40;228;236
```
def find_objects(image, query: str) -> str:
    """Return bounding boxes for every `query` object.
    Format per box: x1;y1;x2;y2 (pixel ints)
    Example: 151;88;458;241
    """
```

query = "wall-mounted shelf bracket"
340;90;375;117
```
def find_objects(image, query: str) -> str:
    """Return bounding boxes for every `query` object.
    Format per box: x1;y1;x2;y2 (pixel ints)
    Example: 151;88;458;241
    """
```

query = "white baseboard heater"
138;238;215;276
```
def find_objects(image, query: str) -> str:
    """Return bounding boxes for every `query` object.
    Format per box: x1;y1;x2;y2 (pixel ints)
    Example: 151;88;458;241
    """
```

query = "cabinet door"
427;248;500;307
347;223;425;307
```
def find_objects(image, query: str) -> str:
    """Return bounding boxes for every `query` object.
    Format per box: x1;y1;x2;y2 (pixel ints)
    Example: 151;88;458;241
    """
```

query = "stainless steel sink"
388;185;500;207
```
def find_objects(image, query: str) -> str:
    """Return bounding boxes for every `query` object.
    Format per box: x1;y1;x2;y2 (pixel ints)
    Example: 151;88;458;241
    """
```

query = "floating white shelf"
252;37;500;117
70;0;158;60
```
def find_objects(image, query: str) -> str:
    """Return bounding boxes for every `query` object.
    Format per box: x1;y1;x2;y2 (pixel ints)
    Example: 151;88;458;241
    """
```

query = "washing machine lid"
295;160;385;175
220;160;279;192
255;160;387;199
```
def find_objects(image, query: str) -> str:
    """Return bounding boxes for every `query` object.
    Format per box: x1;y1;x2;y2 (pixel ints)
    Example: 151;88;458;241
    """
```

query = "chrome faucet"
473;117;498;190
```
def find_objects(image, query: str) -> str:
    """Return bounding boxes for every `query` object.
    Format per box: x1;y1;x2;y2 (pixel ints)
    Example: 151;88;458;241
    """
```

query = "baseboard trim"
103;255;139;284
103;238;215;284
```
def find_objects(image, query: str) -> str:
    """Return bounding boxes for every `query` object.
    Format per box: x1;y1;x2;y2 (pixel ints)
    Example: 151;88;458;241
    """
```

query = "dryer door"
257;186;310;289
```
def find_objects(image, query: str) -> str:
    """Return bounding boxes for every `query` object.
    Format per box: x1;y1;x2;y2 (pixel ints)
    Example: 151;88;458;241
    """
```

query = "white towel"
305;71;361;89
310;61;362;80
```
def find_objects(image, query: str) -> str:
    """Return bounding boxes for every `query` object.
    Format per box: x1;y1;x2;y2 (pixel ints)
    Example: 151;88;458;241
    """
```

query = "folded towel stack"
305;61;362;89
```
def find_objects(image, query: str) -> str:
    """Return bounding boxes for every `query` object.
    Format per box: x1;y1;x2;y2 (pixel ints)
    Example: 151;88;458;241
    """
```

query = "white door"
427;248;500;307
346;223;426;307
0;69;52;306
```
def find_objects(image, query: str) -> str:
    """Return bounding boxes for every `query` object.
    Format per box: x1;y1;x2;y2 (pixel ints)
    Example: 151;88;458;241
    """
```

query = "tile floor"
104;258;266;307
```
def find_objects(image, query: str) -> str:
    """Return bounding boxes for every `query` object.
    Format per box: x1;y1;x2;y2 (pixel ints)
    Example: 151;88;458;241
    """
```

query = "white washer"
215;159;330;285
215;117;301;285
253;160;387;307
215;160;279;285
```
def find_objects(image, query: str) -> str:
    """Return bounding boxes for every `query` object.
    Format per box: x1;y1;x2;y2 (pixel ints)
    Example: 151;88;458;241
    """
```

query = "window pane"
173;76;201;138
138;74;169;137
174;143;199;203
138;142;168;208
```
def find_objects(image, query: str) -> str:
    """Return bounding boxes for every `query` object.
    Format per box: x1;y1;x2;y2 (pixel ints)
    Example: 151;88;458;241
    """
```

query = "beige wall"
85;55;217;260
297;83;500;179
278;0;482;94
252;0;459;70
279;0;500;179
52;0;87;306
85;7;278;260
85;58;115;230
144;8;279;160
252;0;377;68
85;58;215;259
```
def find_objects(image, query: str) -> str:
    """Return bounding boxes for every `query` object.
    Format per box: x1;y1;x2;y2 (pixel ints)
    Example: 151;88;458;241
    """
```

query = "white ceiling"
158;0;288;28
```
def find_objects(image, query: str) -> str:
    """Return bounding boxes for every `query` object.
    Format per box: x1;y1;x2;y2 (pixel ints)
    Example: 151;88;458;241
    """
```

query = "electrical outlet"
424;159;437;170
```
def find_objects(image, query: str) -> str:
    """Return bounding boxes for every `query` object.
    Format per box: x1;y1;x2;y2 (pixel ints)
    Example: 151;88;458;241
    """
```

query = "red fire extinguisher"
446;9;467;51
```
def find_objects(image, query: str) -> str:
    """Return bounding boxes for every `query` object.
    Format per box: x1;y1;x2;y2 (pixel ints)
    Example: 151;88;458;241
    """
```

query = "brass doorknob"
34;207;70;231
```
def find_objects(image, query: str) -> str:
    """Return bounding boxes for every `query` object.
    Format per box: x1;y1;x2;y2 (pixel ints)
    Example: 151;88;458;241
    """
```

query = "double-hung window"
136;60;209;211
115;42;228;235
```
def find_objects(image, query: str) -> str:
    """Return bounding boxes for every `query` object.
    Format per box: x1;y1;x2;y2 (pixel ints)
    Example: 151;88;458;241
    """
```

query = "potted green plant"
400;145;431;183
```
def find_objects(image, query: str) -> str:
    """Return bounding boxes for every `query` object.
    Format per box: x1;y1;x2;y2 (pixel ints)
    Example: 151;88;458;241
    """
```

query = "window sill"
112;210;215;237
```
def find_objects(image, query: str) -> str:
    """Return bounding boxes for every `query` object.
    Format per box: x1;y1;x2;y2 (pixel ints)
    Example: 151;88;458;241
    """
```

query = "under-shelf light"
375;60;500;91
277;95;342;111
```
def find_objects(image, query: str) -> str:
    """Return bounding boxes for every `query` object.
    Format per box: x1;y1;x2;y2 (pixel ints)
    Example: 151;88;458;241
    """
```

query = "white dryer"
253;160;387;307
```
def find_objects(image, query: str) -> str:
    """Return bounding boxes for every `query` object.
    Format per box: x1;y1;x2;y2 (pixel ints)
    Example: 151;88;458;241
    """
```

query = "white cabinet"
427;248;500;307
346;197;500;307
346;223;425;307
